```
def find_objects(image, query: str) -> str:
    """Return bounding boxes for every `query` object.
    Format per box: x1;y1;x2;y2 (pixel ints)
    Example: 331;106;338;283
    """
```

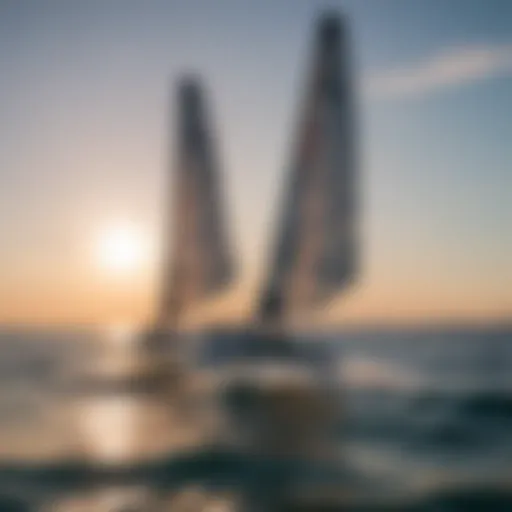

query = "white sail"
159;77;233;325
259;13;357;323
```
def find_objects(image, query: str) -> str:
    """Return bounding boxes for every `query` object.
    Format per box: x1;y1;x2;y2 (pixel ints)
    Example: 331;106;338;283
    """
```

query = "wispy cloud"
366;43;512;100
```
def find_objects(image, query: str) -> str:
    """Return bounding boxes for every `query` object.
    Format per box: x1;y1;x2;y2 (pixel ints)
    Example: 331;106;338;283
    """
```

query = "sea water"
0;326;510;510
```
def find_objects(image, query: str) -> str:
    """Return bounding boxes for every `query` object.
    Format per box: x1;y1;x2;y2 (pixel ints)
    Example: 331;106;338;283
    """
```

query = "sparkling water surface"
0;326;510;510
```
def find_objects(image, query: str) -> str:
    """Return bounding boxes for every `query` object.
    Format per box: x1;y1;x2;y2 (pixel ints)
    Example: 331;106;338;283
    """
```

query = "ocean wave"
339;356;427;391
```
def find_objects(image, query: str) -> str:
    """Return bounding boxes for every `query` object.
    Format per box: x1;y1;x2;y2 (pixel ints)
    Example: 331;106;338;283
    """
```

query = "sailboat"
121;10;357;510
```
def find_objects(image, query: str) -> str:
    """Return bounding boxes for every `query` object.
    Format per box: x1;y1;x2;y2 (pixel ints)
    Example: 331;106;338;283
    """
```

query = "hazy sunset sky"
1;0;511;326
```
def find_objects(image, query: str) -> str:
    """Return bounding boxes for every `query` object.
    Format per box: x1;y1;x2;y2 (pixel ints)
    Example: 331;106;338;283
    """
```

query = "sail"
259;13;357;323
159;77;233;325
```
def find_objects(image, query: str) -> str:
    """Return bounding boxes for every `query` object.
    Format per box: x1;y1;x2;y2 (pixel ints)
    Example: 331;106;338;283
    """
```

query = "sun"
95;223;147;275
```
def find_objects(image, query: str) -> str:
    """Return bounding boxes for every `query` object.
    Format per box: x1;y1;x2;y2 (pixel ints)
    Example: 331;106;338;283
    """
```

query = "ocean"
0;325;510;511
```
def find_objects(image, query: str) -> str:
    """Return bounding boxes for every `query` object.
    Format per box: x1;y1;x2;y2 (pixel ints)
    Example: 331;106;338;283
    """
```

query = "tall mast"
258;12;358;329
158;77;234;329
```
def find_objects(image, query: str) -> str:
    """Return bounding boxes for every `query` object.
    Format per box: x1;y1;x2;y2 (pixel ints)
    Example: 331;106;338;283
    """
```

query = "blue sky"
0;0;511;324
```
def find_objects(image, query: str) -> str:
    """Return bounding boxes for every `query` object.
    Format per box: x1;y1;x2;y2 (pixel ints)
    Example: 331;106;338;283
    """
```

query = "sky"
0;0;511;326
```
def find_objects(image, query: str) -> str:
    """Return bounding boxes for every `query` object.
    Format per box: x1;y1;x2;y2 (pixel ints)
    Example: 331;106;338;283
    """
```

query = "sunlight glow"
95;224;147;275
78;396;136;463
